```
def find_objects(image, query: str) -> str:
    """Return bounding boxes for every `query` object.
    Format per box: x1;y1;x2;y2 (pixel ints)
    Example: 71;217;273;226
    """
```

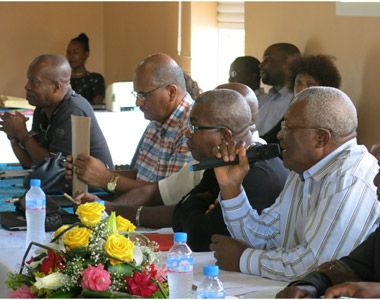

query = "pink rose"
8;284;37;298
81;264;111;291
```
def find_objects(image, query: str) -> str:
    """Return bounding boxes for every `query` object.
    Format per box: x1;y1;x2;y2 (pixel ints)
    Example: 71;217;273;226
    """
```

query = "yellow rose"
104;233;134;265
75;202;104;226
54;225;69;238
63;226;92;250
116;215;136;232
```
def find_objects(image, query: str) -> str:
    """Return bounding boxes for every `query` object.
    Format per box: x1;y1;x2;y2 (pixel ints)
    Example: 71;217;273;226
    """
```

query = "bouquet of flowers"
6;202;168;298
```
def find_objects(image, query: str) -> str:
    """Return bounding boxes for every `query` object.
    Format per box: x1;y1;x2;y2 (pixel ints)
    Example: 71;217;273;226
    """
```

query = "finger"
209;242;217;251
219;141;230;162
226;140;238;161
210;234;224;243
238;146;248;169
324;284;349;299
76;154;90;161
212;145;222;158
66;155;73;163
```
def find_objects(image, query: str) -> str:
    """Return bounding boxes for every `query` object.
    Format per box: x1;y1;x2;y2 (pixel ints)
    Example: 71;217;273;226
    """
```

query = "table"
0;229;287;299
0;166;287;298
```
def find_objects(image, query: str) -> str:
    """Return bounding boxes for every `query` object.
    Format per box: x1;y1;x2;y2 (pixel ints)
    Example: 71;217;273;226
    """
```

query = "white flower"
133;246;143;266
34;272;69;290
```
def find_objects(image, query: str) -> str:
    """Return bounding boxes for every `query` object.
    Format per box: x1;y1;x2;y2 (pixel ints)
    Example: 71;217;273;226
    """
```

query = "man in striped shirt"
210;87;380;282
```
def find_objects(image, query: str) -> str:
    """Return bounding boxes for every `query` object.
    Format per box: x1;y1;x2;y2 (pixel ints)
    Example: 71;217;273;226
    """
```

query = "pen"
63;192;81;205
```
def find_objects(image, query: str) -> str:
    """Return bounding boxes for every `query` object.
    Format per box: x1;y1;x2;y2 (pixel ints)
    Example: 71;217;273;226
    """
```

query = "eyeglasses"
280;121;331;134
230;70;240;78
188;122;228;134
131;83;170;102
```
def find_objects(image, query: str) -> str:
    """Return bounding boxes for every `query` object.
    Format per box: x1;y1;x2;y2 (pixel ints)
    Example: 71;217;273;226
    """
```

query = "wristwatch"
107;174;120;192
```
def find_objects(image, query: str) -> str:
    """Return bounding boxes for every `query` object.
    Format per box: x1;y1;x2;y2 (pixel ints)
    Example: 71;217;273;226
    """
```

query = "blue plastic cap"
30;179;41;186
174;232;187;242
204;265;219;277
95;200;105;207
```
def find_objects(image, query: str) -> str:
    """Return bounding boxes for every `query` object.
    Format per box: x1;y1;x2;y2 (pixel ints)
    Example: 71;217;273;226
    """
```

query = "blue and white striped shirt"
220;139;380;281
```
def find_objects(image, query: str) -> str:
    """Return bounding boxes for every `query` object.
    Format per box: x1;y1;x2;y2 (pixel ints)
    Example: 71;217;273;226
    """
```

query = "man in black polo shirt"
0;54;113;170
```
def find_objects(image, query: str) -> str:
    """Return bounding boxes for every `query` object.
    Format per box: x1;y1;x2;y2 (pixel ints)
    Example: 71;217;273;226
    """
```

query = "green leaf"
107;263;134;277
66;247;89;258
80;289;142;298
48;288;80;298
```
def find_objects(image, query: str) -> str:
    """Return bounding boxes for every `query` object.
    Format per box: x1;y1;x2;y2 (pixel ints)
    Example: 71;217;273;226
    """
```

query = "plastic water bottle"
196;265;225;299
95;200;108;219
168;232;193;298
25;179;46;247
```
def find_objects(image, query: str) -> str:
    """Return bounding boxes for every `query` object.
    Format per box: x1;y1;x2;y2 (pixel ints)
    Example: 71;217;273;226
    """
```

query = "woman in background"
261;54;341;144
66;33;105;104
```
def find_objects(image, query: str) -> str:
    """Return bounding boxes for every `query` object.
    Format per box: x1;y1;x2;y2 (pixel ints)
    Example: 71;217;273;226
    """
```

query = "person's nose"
374;172;380;188
277;127;284;141
185;128;192;139
259;61;265;69
25;81;31;91
135;97;144;107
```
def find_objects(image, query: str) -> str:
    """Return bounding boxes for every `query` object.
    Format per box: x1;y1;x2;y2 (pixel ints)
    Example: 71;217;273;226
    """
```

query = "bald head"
216;83;258;124
30;54;71;88
268;43;300;61
194;89;251;137
291;87;357;141
135;53;186;92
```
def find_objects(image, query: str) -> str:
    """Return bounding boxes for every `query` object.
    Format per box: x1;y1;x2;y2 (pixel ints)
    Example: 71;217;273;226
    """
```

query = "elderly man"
229;56;266;101
65;53;193;193
255;43;300;141
0;54;113;169
276;170;380;298
210;87;380;281
75;83;272;208
75;89;289;245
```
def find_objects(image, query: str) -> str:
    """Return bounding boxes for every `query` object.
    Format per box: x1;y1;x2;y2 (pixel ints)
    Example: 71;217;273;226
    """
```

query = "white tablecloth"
0;229;287;298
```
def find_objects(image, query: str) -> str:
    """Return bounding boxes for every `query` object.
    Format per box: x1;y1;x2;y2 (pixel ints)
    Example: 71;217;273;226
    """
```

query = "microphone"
189;144;281;172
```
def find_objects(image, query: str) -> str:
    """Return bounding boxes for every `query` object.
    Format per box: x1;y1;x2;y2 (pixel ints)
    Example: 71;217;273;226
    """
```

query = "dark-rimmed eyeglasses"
280;121;331;134
188;122;228;134
131;83;171;102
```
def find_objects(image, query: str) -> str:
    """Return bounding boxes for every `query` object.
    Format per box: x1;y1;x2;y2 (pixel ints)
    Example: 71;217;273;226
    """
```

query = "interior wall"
0;2;104;98
103;2;191;85
245;2;380;147
190;2;218;92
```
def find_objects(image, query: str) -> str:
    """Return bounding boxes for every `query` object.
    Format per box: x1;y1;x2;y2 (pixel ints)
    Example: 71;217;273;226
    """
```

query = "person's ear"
221;128;233;143
315;129;331;148
167;84;178;102
52;81;62;93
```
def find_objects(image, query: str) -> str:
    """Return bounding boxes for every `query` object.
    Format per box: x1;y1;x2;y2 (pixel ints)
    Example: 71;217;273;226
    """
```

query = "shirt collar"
268;86;292;99
155;93;194;132
303;138;357;181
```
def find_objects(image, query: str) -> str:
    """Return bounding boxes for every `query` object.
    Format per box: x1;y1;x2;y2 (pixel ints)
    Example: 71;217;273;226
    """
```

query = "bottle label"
168;257;193;272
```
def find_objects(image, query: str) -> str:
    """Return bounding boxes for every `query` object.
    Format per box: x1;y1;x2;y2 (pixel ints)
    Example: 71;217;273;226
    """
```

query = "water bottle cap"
174;232;187;242
30;179;41;186
95;200;105;207
203;265;219;276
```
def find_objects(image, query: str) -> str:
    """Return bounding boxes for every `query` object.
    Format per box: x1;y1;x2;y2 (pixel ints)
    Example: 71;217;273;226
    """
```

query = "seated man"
210;87;380;281
0;54;113;169
229;56;266;101
72;83;265;208
276;169;380;298
75;89;289;249
65;53;193;193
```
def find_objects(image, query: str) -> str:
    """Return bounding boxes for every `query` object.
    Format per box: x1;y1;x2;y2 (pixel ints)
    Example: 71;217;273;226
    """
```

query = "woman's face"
294;73;320;94
66;41;89;69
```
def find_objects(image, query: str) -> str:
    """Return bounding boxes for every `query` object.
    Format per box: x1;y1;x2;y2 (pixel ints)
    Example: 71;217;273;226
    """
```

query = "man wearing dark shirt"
0;54;113;169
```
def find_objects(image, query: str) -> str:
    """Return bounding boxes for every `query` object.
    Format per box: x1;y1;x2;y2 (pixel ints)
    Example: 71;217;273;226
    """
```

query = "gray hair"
194;89;251;135
291;87;357;140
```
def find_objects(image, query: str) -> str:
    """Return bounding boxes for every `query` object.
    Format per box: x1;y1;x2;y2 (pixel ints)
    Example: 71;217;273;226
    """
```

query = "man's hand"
0;111;29;140
63;155;74;181
276;285;318;298
316;259;360;286
213;141;250;200
209;234;248;272
74;192;100;204
68;154;113;188
206;198;219;214
324;282;380;298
